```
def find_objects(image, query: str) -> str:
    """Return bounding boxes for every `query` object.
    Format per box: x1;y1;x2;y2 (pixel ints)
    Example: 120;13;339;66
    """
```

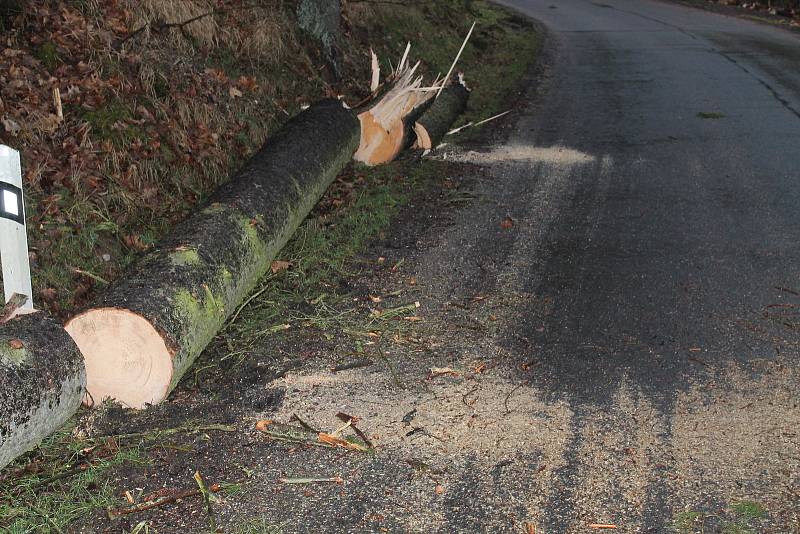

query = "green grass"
229;516;285;534
670;500;768;534
27;184;129;311
730;500;767;520
34;41;61;72
672;510;704;532
720;522;757;534
0;423;147;533
82;101;144;147
0;419;243;533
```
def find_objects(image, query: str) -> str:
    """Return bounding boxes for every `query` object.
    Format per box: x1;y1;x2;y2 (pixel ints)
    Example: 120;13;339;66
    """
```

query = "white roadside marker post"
0;145;34;311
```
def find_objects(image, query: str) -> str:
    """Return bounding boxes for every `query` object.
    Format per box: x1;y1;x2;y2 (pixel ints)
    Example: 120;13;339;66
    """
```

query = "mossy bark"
74;99;360;401
0;312;86;470
415;83;470;149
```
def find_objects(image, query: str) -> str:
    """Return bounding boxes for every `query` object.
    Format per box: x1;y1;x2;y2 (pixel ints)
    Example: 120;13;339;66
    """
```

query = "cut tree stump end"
65;308;173;409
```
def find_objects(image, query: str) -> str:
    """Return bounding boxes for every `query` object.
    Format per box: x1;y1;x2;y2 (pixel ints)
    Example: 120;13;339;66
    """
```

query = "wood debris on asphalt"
279;476;344;484
319;432;369;452
255;417;372;452
428;367;461;379
331;358;374;373
290;413;320;433
335;412;374;449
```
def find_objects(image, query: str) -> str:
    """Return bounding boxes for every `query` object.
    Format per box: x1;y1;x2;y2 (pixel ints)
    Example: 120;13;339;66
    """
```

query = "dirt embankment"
662;0;800;28
0;0;499;318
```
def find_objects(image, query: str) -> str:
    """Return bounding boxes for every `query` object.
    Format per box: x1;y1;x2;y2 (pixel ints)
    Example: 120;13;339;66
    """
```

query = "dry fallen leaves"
39;287;57;307
8;339;24;349
2;117;21;136
237;76;258;91
270;260;293;274
123;234;149;252
255;420;273;432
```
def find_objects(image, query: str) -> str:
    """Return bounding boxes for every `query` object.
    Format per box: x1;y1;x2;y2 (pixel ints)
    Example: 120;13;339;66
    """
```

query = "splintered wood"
354;23;475;165
354;48;436;166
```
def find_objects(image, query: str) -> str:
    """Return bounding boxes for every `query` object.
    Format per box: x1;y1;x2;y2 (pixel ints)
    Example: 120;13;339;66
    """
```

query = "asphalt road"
193;1;800;532
480;0;800;530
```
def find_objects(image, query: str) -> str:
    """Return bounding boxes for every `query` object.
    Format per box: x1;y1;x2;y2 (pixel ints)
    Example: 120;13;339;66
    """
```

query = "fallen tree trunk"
413;81;470;150
66;100;360;409
0;312;86;470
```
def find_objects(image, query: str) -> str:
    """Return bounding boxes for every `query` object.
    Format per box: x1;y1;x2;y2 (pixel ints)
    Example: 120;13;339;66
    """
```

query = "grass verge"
670;500;770;534
0;422;146;533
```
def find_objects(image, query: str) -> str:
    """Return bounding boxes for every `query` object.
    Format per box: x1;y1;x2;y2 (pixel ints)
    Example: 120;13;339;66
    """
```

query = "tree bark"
66;99;360;409
296;0;342;79
0;312;86;470
413;83;470;150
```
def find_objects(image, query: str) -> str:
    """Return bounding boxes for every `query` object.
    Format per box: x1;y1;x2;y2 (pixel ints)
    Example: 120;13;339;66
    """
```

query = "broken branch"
318;432;369;452
446;109;512;136
279;476;343;484
335;412;374;449
436;21;476;99
107;483;221;518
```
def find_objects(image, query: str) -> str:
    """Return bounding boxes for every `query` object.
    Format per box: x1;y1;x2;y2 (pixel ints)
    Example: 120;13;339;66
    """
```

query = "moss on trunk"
0;312;86;470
